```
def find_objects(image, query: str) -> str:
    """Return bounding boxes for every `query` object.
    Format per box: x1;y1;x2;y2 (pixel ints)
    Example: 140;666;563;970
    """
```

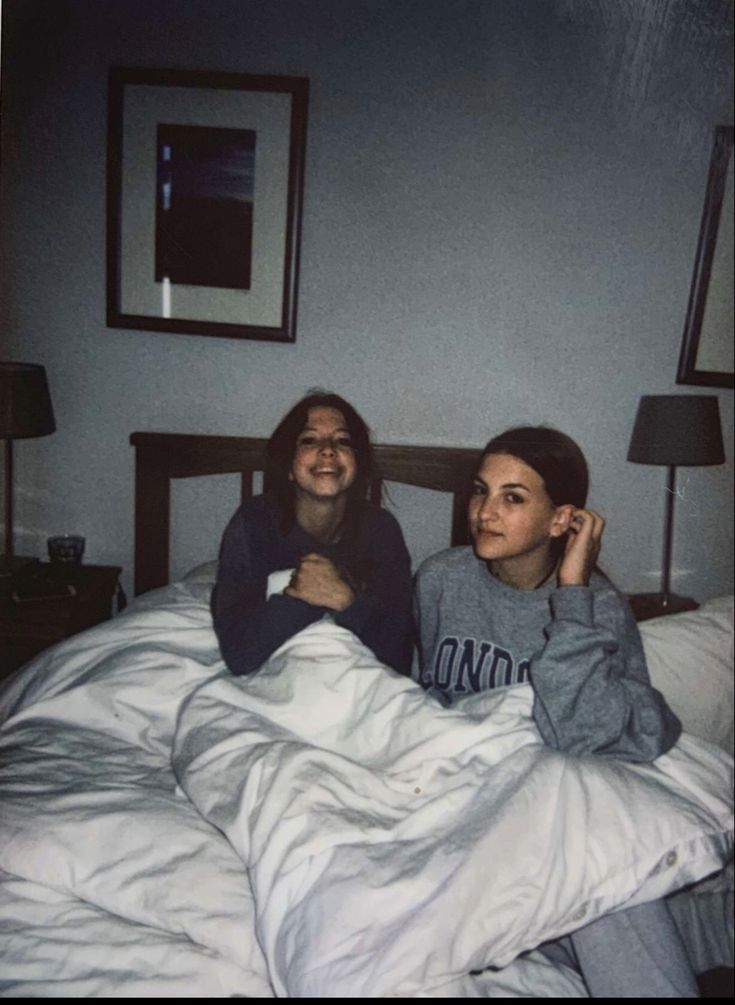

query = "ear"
549;504;575;538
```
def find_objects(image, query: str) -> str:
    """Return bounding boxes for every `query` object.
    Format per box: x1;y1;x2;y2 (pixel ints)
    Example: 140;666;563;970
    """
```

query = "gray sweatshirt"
414;547;681;762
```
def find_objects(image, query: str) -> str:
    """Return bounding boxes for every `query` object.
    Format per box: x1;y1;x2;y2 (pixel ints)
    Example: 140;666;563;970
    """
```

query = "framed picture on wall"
107;68;309;343
677;125;734;389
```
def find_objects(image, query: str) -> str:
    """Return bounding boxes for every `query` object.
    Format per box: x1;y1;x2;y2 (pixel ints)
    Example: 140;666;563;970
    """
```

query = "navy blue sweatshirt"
212;494;413;677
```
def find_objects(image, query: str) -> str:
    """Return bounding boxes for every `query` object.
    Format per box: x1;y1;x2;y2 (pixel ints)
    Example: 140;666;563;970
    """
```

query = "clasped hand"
558;508;605;587
284;553;356;611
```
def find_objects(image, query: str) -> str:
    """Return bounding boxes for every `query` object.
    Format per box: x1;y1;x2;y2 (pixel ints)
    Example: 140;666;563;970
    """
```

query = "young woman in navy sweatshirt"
212;391;413;678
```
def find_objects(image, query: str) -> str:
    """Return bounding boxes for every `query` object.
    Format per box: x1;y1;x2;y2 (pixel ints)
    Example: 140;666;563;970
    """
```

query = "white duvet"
0;581;732;997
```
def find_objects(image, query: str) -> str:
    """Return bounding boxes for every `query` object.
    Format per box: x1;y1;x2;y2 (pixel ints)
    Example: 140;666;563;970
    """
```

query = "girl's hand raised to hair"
558;509;605;587
284;553;356;611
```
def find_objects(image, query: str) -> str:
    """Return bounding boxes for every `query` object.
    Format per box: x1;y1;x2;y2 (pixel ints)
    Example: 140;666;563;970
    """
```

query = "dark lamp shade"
627;395;725;467
0;362;56;439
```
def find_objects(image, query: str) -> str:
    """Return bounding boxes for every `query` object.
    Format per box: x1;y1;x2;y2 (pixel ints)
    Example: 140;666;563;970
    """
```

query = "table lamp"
0;362;56;581
627;394;725;617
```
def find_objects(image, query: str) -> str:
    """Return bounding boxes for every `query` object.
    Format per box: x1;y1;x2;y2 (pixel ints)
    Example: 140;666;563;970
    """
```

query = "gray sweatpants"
540;899;700;997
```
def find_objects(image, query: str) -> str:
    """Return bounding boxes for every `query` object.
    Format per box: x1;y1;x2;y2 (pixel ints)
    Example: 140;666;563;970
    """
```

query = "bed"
0;431;732;998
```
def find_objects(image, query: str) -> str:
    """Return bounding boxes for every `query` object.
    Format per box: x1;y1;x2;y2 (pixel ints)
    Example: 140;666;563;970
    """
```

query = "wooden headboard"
130;432;479;596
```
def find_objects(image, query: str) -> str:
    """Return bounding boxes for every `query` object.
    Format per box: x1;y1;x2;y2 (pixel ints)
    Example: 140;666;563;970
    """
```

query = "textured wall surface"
1;0;733;597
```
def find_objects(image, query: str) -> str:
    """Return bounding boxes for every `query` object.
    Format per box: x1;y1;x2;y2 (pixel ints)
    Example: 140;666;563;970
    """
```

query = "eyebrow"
474;477;531;492
300;426;350;434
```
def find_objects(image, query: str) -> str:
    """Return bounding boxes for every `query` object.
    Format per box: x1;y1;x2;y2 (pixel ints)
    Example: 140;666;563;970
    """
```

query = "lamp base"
626;592;699;623
0;554;39;597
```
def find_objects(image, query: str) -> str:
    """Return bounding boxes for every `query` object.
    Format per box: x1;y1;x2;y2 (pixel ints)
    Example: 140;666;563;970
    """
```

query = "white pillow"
180;560;219;604
182;560;219;585
640;596;734;753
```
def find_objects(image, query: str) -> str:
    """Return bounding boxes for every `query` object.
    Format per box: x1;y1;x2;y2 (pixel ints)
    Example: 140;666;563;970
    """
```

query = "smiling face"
469;453;565;564
289;406;357;502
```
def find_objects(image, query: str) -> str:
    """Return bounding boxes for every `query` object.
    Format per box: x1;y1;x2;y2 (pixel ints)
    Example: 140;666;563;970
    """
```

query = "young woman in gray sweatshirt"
414;426;697;997
415;425;681;761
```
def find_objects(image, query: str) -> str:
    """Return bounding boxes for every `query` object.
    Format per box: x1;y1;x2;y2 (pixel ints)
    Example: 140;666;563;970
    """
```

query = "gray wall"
1;0;733;598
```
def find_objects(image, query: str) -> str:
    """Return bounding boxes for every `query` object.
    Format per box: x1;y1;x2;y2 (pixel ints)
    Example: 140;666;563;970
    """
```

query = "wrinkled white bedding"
175;618;733;996
0;582;732;997
0;585;271;997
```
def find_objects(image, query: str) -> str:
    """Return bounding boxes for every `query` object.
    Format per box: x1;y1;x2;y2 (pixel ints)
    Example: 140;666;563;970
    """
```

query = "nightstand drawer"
0;564;122;678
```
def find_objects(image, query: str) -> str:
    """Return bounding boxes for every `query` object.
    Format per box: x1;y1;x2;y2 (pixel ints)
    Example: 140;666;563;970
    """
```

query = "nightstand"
626;592;699;624
0;564;123;679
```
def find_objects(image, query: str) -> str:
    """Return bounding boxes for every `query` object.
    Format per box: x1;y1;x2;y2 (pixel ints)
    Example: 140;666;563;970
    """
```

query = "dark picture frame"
107;68;309;342
677;125;734;389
